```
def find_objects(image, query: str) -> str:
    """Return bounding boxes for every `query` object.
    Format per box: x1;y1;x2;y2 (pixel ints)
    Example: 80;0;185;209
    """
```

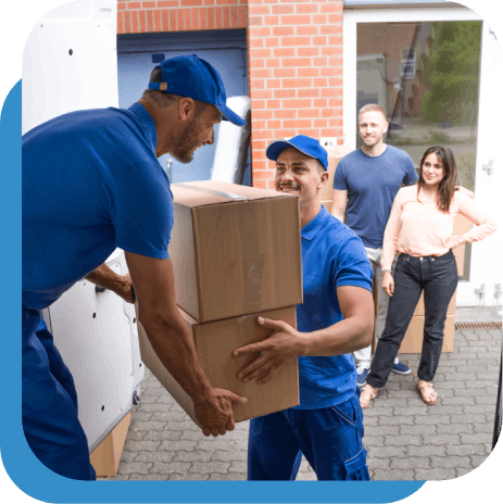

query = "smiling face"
274;147;327;208
170;104;222;164
421;152;445;189
358;110;388;150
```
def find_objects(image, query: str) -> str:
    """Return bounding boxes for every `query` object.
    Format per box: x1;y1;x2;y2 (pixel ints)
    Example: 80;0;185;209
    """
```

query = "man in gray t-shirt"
331;104;418;387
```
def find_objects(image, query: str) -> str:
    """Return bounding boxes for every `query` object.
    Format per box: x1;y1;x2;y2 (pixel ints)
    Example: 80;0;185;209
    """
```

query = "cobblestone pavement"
99;324;501;482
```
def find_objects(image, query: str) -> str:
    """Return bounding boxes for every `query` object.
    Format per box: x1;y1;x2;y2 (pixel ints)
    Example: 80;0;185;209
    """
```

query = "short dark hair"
142;66;207;117
418;145;458;212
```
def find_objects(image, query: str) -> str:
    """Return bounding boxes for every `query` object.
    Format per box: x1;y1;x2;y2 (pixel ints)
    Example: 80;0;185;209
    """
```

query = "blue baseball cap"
148;54;246;126
266;135;328;170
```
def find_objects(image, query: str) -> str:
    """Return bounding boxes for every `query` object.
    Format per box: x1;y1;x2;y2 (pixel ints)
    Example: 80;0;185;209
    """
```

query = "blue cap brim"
216;104;246;126
266;140;306;162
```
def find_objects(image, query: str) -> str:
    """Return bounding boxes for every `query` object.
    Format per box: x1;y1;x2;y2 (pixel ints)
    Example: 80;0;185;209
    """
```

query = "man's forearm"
86;264;131;299
302;316;373;357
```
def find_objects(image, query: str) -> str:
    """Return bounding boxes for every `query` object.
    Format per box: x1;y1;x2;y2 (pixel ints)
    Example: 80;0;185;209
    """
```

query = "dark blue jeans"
366;250;458;388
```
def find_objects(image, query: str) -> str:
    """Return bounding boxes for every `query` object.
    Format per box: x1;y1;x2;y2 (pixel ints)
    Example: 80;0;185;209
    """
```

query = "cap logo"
160;82;168;91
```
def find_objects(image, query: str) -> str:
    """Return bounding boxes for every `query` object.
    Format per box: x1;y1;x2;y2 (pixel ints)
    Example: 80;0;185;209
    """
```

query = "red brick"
223;6;230;28
238;6;246;28
329;57;343;66
249;5;270;16
128;2;141;9
158;1;179;7
250;59;265;69
251;68;273;78
274;68;296;78
253;170;275;179
265;58;280;67
139;10;147;32
131;10;139;32
251;48;272;59
282;78;312;89
177;9;184;30
329;13;343;24
328;77;343;87
314;98;328;108
321;87;342;98
161;9;168;31
267;120;281;129
253;120;267;130
251;139;267;150
249;26;271;37
312;36;327;46
313;14;327;24
272;4;294;14
284;119;312;129
299;67;320;78
216;6;224;28
142;2;156;8
207;7;215;29
123;10;132;33
273;26;295;36
118;3;127;11
253;110;274;120
273;48;296;58
297;128;319;137
281;36;311;47
274;89;296;99
266;78;281;89
230;6;238;28
266;99;281;109
253;179;268;189
328;35;343;45
321;108;338;118
281;15;311;26
264;15;280;26
298;109;320;118
250;78;265;90
321;46;343;56
298;47;319;57
283;98;312;108
296;4;319;14
274;109;297;119
169;8;177;31
249;16;263;26
117;11;124;34
216;0;233;4
249;37;264;48
320;67;339;77
154;10;161;31
282;58;312;68
296;26;319;36
265;38;280;47
313;78;328;88
328;118;344;127
314;119;328;128
329;98;343;107
272;129;296;139
251;99;266;110
181;0;204;6
320;3;343;13
313;57;328;66
298;88;320;98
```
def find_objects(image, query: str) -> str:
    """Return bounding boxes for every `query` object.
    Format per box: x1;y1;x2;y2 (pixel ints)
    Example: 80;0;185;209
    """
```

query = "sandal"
416;380;438;405
360;384;378;409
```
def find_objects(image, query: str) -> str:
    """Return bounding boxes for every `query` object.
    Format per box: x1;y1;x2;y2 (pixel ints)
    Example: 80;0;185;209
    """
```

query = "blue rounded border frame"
0;80;424;503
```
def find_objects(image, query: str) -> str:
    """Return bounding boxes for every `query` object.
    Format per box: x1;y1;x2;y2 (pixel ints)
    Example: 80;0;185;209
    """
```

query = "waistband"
399;250;454;261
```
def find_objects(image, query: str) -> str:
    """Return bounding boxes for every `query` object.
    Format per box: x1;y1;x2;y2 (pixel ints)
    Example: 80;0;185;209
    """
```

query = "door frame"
343;5;502;307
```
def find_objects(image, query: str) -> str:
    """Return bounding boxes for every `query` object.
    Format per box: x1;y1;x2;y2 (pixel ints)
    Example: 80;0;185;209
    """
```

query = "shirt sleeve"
456;192;498;243
381;190;404;270
402;152;419;186
104;161;173;259
333;158;348;190
334;234;374;293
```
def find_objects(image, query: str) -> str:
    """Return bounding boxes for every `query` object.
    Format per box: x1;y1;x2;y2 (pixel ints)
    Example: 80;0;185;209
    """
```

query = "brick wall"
116;1;344;189
117;1;247;34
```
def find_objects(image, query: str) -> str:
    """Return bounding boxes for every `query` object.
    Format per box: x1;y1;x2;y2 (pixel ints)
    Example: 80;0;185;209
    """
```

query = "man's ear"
383;121;389;134
318;170;329;188
178;97;196;122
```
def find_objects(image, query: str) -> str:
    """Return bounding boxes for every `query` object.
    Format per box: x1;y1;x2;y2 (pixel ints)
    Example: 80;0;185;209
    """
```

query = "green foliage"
421;21;482;125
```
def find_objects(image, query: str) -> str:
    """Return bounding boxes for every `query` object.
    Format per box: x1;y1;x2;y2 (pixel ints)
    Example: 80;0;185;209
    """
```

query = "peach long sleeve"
380;185;498;271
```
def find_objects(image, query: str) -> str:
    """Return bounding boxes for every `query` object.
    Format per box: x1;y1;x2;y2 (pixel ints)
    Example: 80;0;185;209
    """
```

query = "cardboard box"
321;200;332;213
452;214;472;276
137;305;300;424
322;144;353;202
398;314;455;354
169;180;303;323
90;413;130;477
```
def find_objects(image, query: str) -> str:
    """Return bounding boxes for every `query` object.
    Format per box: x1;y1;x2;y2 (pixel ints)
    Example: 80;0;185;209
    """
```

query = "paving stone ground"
99;322;501;482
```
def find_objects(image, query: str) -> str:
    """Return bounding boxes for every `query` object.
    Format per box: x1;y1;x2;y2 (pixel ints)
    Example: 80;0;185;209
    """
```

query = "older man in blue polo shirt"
233;136;374;480
22;55;247;480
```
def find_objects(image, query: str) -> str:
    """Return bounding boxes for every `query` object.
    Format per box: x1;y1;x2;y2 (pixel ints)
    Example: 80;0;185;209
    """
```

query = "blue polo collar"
128;102;157;153
301;205;330;242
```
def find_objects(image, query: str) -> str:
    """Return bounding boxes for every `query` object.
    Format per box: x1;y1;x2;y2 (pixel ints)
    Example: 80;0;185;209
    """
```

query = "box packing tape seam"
174;182;249;201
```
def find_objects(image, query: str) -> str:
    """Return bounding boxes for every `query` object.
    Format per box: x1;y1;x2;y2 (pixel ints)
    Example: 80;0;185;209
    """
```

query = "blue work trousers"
367;250;458;388
248;390;370;480
22;308;96;480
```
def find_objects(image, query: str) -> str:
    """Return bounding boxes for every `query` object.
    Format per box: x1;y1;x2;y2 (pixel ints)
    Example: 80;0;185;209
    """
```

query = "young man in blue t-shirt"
331;104;419;386
233;136;374;480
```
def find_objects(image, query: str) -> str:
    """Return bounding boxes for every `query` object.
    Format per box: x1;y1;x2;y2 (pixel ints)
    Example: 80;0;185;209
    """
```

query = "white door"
343;4;502;308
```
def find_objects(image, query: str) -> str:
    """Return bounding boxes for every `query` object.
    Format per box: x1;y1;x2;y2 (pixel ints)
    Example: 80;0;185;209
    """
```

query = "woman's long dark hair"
418;146;458;212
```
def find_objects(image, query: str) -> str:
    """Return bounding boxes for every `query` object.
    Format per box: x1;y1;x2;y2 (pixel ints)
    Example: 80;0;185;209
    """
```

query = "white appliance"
23;0;144;452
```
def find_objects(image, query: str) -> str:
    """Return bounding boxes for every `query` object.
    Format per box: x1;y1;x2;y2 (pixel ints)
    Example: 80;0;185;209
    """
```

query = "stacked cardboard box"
320;144;353;213
137;181;302;425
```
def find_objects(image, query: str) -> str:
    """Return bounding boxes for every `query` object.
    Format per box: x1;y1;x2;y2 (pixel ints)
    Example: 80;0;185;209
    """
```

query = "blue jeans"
22;308;96;480
367;250;458;388
248;390;370;480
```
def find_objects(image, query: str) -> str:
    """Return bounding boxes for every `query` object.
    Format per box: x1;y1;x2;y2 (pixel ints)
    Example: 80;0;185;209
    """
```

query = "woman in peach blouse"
360;146;497;408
